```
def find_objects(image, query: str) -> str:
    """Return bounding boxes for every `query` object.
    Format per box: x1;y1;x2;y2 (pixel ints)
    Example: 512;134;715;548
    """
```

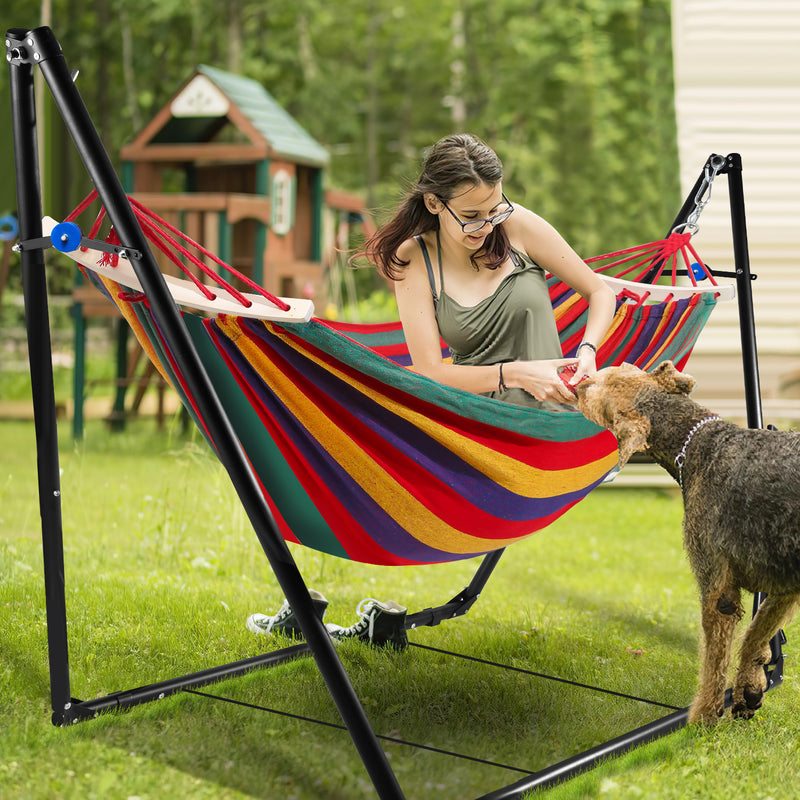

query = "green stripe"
185;314;350;559
282;320;605;443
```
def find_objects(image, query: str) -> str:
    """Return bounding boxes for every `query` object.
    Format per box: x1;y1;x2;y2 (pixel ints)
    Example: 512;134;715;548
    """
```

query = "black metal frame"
7;26;783;799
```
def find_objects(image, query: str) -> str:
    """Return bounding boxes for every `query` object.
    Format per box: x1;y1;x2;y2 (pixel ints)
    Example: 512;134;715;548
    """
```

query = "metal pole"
7;27;72;718
724;153;763;430
722;153;787;687
475;707;689;799
20;26;404;798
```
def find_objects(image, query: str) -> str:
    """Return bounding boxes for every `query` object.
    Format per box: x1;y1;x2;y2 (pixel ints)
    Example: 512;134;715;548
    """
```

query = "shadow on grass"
58;627;694;800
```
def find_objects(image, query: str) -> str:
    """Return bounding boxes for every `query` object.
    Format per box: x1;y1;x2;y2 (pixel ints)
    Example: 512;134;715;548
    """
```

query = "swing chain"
673;154;727;236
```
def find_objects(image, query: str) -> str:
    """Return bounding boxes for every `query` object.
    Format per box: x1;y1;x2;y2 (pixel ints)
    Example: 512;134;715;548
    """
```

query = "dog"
574;360;800;725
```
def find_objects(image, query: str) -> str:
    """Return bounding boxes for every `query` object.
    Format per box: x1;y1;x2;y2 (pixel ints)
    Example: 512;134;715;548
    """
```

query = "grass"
1;417;798;800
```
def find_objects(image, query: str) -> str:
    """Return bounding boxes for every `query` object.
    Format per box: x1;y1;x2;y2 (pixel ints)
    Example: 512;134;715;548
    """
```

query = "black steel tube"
474;707;689;800
725;154;788;703
724;153;763;430
464;548;505;595
60;645;312;723
7;28;72;718
24;26;404;799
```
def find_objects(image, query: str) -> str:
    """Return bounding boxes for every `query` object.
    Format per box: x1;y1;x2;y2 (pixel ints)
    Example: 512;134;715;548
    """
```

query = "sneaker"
326;598;408;650
246;589;328;638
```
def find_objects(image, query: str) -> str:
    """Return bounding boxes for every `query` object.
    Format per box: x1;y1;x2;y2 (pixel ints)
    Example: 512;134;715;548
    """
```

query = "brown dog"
575;361;799;725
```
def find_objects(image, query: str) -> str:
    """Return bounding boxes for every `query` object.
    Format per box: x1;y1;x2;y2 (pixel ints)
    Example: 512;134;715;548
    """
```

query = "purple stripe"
212;324;481;562
238;319;604;521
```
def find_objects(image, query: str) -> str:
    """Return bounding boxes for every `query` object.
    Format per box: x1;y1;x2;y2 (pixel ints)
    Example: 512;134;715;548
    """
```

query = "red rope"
127;197;288;310
583;231;700;285
136;218;218;301
64;190;98;222
63;192;290;312
63;194;714;314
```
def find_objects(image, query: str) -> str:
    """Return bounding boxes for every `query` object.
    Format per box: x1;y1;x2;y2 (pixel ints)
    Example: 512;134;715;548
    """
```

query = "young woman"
366;133;616;409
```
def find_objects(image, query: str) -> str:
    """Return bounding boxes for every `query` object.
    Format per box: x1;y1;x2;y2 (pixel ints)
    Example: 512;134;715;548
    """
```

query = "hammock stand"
7;26;786;799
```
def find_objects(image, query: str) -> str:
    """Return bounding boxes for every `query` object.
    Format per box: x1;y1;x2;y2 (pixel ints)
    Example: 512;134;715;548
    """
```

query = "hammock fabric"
71;199;722;566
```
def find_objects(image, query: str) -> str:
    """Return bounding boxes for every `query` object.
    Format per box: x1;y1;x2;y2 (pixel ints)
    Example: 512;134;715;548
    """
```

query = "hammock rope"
59;197;730;566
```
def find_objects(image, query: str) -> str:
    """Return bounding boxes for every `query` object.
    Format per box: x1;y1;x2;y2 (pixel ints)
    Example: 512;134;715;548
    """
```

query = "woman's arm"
506;205;617;383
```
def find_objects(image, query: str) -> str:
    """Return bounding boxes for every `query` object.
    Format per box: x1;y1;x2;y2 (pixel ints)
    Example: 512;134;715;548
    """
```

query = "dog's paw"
732;686;763;720
688;701;725;727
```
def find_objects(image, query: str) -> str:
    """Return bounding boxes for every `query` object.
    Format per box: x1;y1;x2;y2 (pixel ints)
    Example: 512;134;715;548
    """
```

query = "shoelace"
262;599;292;634
336;599;379;639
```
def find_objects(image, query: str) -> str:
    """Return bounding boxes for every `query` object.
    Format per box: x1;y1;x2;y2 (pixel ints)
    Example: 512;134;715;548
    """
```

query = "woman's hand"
505;359;581;404
570;345;598;385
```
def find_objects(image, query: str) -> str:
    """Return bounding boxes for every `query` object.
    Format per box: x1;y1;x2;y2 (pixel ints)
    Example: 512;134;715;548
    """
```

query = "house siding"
671;0;800;406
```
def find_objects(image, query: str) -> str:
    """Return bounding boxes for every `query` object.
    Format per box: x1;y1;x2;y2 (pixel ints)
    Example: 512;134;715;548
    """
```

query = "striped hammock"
53;200;729;566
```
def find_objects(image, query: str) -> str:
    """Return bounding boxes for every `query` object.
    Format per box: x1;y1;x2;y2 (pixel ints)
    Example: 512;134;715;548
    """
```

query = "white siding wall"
671;0;800;405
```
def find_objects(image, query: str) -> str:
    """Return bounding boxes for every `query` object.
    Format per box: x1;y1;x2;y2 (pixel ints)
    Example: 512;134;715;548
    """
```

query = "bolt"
27;38;33;46
34;53;40;61
54;490;60;497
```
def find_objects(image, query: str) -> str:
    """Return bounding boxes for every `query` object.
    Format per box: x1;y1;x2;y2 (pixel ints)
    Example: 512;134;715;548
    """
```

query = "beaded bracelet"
577;341;597;355
498;362;508;392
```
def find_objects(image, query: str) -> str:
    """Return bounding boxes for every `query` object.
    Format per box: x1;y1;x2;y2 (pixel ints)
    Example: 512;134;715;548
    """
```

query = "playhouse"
72;66;341;434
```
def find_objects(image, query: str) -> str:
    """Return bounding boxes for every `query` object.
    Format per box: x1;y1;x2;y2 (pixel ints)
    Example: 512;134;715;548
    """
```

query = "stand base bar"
55;644;310;725
474;707;689;800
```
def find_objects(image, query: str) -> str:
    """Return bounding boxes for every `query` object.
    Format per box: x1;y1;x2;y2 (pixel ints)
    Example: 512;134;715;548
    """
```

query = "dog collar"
675;415;720;489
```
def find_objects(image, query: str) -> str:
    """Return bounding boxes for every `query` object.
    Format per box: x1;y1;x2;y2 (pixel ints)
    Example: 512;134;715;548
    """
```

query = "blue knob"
50;221;82;252
689;261;706;280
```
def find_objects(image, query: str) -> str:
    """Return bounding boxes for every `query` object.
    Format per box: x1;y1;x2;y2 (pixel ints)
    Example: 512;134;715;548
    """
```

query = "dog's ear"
612;409;650;469
651;361;695;395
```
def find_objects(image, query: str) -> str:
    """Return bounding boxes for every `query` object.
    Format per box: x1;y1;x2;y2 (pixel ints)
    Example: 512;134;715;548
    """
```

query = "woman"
366;133;616;409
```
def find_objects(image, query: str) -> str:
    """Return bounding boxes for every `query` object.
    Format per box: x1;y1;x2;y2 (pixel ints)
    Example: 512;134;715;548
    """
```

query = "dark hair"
365;133;511;279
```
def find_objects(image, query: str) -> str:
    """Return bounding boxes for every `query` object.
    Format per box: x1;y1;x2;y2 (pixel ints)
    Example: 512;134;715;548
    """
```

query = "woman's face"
435;181;507;251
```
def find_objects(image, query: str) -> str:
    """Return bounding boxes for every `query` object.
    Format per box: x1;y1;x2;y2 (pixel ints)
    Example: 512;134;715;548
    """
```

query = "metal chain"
673;154;727;236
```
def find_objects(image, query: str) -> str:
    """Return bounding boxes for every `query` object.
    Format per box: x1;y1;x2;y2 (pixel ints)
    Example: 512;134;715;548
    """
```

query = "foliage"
3;0;679;276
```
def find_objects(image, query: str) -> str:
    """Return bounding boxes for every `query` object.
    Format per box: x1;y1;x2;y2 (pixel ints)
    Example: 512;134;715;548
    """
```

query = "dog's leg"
732;593;799;720
689;582;742;726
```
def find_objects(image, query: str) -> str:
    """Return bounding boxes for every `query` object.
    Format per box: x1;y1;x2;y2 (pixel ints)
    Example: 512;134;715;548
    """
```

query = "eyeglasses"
440;193;514;234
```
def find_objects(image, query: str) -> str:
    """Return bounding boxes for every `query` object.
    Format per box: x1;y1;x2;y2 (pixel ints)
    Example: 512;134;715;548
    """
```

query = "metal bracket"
5;26;63;66
11;230;142;261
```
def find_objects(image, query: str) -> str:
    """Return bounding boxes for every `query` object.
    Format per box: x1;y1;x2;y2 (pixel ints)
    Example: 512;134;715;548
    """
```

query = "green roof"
197;64;329;167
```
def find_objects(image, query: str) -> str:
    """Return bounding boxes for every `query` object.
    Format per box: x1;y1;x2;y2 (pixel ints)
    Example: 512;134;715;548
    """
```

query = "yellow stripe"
98;276;174;388
223;318;537;553
219;317;614;499
552;290;583;323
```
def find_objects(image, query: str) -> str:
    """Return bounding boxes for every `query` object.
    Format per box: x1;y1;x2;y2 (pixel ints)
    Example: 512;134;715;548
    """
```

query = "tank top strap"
415;234;441;307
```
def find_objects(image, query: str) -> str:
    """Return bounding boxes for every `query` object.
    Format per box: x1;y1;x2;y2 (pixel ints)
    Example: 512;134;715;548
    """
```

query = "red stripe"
206;321;419;565
272;323;615;470
608;307;649;365
236;323;567;539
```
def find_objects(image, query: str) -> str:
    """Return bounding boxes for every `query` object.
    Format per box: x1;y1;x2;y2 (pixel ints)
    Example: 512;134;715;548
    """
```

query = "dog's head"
574;361;696;468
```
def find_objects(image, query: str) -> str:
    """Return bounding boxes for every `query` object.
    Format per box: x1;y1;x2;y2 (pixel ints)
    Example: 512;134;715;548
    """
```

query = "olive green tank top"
416;233;565;409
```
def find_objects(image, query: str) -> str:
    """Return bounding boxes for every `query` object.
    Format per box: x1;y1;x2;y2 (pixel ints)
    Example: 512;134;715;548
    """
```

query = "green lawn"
1;418;797;800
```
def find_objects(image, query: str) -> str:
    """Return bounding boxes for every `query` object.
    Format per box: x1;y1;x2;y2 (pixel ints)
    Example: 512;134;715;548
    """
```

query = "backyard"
2;406;798;799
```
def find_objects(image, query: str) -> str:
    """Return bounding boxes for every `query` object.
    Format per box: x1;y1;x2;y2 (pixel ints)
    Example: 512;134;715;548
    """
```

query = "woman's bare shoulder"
396;234;430;275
